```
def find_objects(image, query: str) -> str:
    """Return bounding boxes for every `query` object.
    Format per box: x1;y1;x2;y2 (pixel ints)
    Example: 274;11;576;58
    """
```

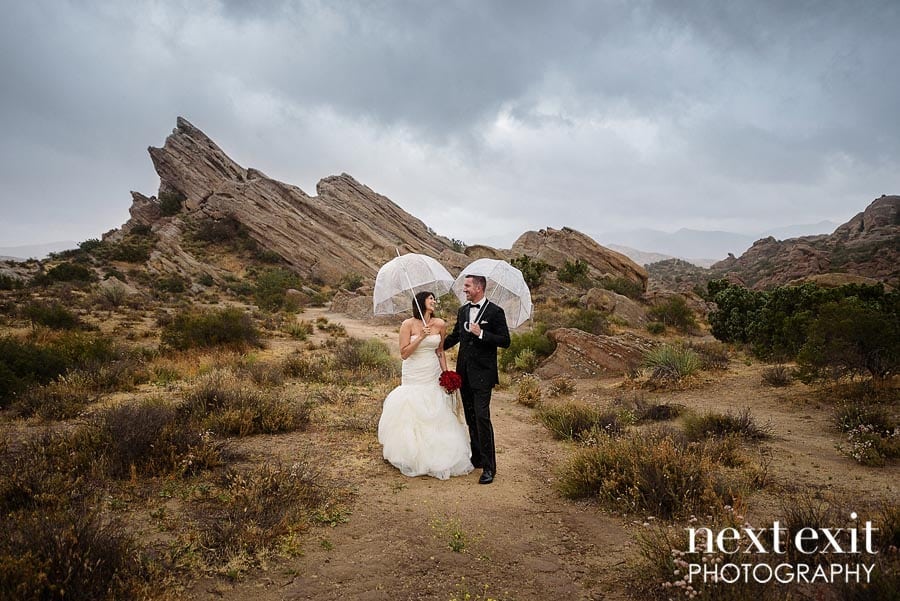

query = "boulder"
580;288;648;325
536;328;656;378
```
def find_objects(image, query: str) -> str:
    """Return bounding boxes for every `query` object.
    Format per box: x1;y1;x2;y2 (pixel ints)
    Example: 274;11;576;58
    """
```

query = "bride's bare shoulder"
433;318;447;327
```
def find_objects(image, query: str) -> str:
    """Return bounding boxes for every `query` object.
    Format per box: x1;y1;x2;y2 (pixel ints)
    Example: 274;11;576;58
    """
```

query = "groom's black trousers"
459;382;496;473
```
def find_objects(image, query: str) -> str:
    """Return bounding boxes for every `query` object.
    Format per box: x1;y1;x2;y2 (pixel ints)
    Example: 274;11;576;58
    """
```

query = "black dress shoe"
478;470;494;484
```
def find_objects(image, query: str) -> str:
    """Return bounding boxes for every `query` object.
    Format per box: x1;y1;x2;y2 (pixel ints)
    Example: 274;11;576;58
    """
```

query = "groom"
444;274;511;484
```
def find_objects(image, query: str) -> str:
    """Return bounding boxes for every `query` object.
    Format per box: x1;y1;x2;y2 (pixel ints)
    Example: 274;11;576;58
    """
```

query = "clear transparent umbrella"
373;252;454;323
452;258;533;328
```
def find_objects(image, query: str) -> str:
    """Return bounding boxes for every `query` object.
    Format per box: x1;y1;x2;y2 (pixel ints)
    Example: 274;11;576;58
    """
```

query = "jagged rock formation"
109;117;455;283
511;227;648;292
536;328;656;378
711;196;899;289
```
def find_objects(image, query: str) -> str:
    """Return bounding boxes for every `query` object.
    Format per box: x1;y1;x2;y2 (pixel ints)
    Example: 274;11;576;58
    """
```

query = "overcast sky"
1;0;898;249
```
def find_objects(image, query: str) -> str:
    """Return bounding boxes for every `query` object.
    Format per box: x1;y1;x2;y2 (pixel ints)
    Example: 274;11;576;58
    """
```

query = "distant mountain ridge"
598;221;840;264
0;241;78;261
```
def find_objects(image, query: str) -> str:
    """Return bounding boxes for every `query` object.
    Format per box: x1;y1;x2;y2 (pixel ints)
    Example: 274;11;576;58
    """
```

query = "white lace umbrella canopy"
452;258;533;328
373;253;455;319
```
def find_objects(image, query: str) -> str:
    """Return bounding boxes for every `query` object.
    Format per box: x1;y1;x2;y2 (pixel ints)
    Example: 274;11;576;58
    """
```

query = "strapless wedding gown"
378;334;474;479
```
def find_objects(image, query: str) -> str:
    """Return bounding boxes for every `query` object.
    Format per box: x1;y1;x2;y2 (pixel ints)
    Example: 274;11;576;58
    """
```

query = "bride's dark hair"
412;291;433;320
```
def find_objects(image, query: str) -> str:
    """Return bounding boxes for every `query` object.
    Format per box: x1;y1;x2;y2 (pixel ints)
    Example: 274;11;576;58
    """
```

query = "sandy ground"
176;308;897;600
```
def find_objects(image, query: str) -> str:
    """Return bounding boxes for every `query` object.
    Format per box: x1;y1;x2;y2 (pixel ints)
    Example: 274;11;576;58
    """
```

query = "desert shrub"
558;259;591;287
284;319;314;340
642;344;702;384
282;352;333;381
797;297;899;385
513;348;538;372
687;341;730;371
194;216;246;243
0;500;149;601
0;333;118;407
242;359;285;387
613;394;684;423
510;255;551;289
197;273;215;287
78;238;103;252
23;301;83;330
537;401;624;442
95;282;128;308
185;370;311;436
761;364;793;387
105;240;152;263
158;190;185;216
566;308;607;335
597;276;643;299
834;401;896;434
516;374;542;407
317;319;347;336
648;295;698;334
34;261;95;284
97;397;226;477
338;272;364;291
557;430;744;519
547;377;576;397
12;372;97;419
682;408;772;441
193;460;329;562
254;249;283;264
0;274;24;290
155;273;190;294
161;307;260;350
254;268;304;311
499;327;556;371
332;338;399;379
645;322;665;335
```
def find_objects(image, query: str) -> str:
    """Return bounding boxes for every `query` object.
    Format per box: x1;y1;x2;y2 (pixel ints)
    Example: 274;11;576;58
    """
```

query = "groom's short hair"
465;274;486;291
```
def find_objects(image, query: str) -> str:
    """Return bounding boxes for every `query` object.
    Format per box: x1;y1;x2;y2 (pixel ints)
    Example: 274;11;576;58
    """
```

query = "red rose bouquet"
439;370;462;393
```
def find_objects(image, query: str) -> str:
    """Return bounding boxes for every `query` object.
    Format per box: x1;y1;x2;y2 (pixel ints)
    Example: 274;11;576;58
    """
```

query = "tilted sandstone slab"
536;327;656;379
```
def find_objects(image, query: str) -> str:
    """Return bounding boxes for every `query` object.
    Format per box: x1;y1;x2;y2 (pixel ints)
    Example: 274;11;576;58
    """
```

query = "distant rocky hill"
105;117;645;290
712;195;899;289
646;195;899;291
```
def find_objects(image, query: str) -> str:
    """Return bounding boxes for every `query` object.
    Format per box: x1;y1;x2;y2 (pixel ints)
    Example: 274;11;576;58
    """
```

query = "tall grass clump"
761;364;793;387
682;408;772;441
161;307;260;350
642;344;702;385
612;393;684;423
557;430;746;519
332;338;399;381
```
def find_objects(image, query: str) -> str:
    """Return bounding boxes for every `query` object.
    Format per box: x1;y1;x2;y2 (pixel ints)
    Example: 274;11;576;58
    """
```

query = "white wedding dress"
378;334;474;480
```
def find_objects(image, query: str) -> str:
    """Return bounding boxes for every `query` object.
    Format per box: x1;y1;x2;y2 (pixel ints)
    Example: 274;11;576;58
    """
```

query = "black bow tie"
470;303;481;309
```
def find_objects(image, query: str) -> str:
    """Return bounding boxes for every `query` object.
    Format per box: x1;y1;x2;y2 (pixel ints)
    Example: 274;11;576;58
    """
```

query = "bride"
378;291;474;480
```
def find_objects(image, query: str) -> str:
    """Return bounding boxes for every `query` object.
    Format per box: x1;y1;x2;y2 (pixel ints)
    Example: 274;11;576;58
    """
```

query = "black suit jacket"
444;301;511;389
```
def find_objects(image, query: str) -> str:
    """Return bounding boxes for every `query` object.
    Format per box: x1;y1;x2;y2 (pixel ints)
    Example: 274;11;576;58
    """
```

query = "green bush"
254;268;304;311
797;297;899;384
0;274;24;290
558;259;591;287
161;307;260;350
35;261;95;284
597;276;643;299
645;321;665;335
106;240;152;263
510;255;551;289
158;190;185;216
566;308;607;335
333;338;399;378
156;274;190;294
194;216;246;243
338;272;364;291
647;295;698;333
78;238;103;252
23;301;83;330
499;327;556;371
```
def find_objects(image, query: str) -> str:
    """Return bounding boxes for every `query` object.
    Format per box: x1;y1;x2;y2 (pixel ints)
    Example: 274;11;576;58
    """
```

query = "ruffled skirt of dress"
378;346;473;479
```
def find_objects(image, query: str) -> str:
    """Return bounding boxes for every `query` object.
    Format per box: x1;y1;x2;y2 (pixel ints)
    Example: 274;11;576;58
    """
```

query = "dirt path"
190;310;635;601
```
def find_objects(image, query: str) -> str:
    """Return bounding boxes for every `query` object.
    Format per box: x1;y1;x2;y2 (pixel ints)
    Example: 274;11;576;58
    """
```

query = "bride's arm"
437;320;448;372
399;320;422;360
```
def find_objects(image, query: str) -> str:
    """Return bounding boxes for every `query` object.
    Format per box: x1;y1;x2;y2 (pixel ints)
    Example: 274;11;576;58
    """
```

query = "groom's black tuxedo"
444;300;510;474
